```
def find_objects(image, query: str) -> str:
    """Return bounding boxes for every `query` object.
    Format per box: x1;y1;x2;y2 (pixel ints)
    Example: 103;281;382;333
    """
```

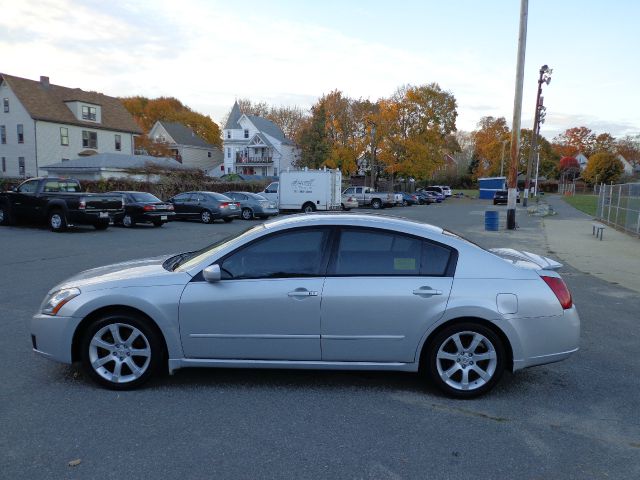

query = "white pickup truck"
342;186;399;209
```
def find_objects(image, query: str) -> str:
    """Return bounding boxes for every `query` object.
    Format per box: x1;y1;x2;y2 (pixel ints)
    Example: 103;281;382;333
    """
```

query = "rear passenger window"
333;229;422;276
332;229;454;277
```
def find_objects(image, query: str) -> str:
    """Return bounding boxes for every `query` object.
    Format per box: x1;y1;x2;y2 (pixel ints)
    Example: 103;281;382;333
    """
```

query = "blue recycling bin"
485;210;499;231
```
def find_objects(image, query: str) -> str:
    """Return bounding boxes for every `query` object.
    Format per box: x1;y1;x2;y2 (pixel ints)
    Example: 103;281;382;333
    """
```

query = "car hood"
52;255;190;293
489;248;563;271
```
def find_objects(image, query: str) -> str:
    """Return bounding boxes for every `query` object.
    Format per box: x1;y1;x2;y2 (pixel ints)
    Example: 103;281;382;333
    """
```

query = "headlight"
42;288;81;316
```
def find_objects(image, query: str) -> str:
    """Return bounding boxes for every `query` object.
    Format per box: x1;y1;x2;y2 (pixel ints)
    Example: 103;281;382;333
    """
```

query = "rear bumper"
68;210;122;225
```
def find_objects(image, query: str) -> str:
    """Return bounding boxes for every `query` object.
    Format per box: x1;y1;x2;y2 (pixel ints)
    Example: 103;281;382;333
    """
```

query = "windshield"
173;224;264;271
130;192;162;202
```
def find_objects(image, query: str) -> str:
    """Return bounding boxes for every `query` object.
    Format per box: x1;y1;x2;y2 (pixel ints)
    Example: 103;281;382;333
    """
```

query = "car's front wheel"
426;322;505;398
80;313;163;390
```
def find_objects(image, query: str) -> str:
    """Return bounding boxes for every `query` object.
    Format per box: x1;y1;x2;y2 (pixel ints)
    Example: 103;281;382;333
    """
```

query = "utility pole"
507;0;528;230
369;122;377;189
500;139;508;177
523;65;552;207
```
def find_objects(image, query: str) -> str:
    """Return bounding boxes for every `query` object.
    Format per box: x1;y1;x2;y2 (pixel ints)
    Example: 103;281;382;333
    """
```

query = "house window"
18;157;25;176
82;105;97;121
274;167;278;176
207;151;212;158
1;157;5;172
244;129;249;139
227;131;231;139
82;130;97;149
17;124;24;143
60;127;69;146
0;125;5;144
227;147;231;158
2;98;8;113
115;134;121;151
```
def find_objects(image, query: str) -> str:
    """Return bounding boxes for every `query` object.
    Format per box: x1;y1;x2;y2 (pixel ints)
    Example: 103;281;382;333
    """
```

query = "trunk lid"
489;248;563;271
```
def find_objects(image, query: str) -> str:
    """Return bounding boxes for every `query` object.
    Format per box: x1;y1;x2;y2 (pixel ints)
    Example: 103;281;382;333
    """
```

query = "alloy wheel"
435;330;498;392
88;323;152;384
201;210;212;223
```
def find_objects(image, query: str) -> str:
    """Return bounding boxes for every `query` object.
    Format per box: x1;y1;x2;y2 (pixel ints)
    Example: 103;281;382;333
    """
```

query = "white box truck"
261;168;343;213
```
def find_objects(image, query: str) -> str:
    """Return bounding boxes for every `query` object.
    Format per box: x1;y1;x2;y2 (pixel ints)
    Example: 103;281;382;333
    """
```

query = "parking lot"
1;198;639;479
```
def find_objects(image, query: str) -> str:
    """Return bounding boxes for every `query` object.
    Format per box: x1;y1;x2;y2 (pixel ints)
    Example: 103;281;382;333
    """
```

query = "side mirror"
202;264;221;283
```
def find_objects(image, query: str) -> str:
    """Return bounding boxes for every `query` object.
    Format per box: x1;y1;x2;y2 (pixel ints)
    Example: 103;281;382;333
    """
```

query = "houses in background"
576;152;635;176
148;121;223;175
0;73;142;178
222;101;298;177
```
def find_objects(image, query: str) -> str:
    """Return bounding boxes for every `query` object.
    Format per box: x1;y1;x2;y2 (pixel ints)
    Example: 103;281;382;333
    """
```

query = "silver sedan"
30;214;579;397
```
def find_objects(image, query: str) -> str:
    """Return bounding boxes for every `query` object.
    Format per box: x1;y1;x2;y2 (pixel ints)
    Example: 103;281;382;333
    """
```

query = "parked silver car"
223;191;278;220
30;214;579;397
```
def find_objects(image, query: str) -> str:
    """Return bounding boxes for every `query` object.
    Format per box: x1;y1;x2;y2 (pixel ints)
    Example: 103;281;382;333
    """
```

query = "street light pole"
523;65;552;207
507;0;528;230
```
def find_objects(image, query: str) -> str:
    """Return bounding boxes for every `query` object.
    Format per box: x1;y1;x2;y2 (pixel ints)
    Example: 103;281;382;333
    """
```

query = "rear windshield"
207;192;232;201
130;192;162;203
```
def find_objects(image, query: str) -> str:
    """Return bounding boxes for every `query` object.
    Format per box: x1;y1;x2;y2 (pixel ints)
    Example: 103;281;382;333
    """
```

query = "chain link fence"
597;183;640;236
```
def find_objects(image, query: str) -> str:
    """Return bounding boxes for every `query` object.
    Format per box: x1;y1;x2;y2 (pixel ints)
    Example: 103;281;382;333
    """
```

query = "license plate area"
99;212;109;218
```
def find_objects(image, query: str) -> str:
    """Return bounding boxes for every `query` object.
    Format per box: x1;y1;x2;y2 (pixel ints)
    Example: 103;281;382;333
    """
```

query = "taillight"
78;199;86;210
167;204;174;211
220;202;229;208
541;275;572;309
143;205;156;211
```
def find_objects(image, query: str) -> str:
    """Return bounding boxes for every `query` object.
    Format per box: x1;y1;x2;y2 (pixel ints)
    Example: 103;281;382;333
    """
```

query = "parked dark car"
223;191;279;220
400;192;419;206
493;190;520;205
111;191;175;227
414;191;434;205
0;177;123;232
168;191;240;224
423;186;446;201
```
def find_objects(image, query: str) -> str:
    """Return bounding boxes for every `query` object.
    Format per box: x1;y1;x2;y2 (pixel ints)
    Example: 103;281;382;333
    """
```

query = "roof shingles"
0;74;142;134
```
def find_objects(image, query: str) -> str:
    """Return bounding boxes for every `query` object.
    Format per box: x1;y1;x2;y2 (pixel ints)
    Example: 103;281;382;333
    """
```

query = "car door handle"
412;287;443;296
288;289;319;297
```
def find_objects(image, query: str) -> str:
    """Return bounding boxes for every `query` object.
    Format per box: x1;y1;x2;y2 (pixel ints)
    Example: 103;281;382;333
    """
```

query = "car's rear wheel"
200;210;213;224
0;205;14;225
371;199;382;209
302;202;316;213
402;200;408;207
426;322;505;399
241;208;253;220
80;313;163;390
48;209;67;232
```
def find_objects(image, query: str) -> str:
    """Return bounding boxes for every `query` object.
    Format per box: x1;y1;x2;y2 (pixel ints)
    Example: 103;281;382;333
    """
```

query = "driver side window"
18;180;39;193
220;228;330;280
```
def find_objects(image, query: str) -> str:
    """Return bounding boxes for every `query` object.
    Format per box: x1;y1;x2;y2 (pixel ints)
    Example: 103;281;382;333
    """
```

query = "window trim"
18;157;26;177
2;98;8;113
326;226;458;278
193;226;336;282
114;134;121;151
17;124;24;143
0;125;6;144
82;130;98;149
81;105;97;121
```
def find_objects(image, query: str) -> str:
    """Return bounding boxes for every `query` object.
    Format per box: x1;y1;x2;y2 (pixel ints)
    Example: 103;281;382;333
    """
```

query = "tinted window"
207;192;231;202
332;229;453;277
43;181;80;193
220;228;330;280
17;180;39;193
130;192;161;202
171;193;190;203
333;229;422;276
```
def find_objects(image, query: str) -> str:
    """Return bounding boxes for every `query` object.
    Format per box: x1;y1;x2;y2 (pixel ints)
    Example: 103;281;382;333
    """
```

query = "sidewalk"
542;195;640;293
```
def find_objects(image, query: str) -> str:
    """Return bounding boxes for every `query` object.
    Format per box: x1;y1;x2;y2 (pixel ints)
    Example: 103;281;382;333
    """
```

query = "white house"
222;101;298;177
575;152;634;176
148;121;223;174
0;73;142;178
575;153;589;170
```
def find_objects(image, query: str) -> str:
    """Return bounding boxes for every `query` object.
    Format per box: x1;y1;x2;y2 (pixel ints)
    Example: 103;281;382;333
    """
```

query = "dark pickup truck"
0;177;124;231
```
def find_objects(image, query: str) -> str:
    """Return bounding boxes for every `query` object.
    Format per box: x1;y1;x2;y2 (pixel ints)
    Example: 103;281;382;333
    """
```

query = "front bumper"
30;313;82;364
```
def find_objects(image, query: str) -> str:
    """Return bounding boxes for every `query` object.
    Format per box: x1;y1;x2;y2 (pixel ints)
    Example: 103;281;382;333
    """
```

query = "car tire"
426;322;505;399
94;221;109;230
200;210;213;224
402;200;408;207
241;208;253;220
80;312;164;390
371;199;382;210
302;202;316;213
122;214;135;228
0;204;14;225
223;217;234;223
493;200;498;205
48;209;67;232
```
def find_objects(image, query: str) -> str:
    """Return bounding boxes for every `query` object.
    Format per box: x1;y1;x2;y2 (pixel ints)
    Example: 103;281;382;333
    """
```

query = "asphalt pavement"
1;199;639;480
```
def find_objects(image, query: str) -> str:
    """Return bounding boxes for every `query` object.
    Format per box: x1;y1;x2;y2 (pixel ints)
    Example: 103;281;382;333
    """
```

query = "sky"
1;0;639;139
